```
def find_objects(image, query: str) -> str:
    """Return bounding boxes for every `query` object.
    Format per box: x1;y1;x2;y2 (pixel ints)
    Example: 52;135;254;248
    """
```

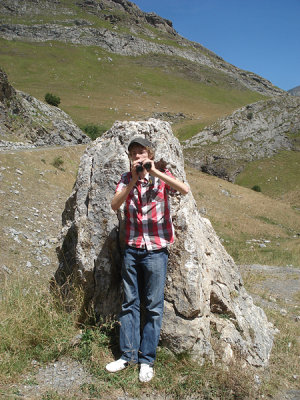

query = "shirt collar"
136;173;155;186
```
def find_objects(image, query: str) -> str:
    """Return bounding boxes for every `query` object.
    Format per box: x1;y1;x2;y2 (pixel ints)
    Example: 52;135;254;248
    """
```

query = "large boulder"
55;119;275;366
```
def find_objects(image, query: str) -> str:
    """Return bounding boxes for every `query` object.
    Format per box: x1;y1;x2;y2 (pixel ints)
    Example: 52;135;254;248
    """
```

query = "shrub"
247;112;253;120
45;92;61;107
51;156;64;171
252;185;261;192
80;123;108;140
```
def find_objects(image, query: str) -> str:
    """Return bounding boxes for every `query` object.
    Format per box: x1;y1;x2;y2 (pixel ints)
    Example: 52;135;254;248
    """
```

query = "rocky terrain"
0;0;285;97
0;69;90;149
289;85;300;97
183;96;300;181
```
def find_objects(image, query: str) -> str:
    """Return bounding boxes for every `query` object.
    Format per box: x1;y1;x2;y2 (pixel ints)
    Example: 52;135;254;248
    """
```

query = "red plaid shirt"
115;170;175;250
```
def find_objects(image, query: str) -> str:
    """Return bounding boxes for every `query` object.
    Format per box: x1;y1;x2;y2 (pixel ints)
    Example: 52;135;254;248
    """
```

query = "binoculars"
136;162;151;173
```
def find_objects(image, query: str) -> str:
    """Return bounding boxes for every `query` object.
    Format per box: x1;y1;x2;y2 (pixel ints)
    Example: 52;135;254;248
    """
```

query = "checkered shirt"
115;169;175;250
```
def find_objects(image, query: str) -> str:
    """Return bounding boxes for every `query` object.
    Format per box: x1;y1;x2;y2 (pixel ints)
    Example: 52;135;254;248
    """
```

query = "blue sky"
133;0;300;91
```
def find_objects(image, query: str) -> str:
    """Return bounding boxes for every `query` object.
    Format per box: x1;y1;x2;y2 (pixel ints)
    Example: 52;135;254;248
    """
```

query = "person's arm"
145;159;189;195
111;161;139;211
111;177;137;211
153;168;189;195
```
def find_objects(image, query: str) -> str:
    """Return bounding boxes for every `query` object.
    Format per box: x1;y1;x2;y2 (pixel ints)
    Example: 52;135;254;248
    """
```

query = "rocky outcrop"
54;118;275;367
0;68;15;102
184;96;300;181
0;69;90;148
0;0;285;97
288;85;300;97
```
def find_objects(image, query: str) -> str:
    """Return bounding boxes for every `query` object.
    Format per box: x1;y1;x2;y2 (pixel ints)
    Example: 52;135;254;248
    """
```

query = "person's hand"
131;159;141;181
143;159;157;176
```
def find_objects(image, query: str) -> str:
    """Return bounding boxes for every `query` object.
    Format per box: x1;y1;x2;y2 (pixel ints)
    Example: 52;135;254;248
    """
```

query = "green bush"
251;184;261;192
51;156;64;171
45;92;61;107
80;123;108;140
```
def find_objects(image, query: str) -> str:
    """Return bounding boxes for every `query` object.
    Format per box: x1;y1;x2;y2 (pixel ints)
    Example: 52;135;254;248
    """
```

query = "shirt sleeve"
164;169;177;193
115;172;131;193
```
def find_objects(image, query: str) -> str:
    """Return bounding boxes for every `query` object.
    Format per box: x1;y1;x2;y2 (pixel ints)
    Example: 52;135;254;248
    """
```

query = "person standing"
106;137;189;382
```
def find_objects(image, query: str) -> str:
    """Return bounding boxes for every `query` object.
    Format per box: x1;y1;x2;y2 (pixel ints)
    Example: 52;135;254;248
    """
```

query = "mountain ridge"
0;0;285;97
288;85;300;97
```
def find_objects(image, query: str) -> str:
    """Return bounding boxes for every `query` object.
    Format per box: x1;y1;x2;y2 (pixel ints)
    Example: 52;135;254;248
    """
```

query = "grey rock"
288;85;300;97
184;96;300;181
1;265;13;274
54;118;275;367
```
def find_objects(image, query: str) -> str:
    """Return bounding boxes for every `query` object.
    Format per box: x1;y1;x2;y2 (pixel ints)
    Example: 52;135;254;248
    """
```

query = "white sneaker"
105;358;128;373
139;363;154;383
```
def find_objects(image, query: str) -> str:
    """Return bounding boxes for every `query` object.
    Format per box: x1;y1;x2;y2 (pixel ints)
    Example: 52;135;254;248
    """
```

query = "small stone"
221;189;230;196
254;375;261;385
1;265;12;274
16;169;23;175
259;243;267;248
280;309;287;316
295;316;300;322
26;261;32;268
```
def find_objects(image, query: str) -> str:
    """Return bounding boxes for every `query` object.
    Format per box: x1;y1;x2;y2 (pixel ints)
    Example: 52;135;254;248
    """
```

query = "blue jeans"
119;245;168;365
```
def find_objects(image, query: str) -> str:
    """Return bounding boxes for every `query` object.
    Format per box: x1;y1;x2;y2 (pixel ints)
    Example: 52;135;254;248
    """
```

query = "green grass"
0;38;265;134
0;275;257;399
0;275;79;384
236;150;300;207
175;121;208;141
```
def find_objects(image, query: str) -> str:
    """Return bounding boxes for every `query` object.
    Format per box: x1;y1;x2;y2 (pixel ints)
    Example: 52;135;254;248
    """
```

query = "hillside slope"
0;68;90;148
0;0;285;138
184;96;300;181
0;0;284;97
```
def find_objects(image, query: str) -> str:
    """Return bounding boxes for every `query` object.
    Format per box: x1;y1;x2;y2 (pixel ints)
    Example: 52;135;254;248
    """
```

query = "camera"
136;162;151;173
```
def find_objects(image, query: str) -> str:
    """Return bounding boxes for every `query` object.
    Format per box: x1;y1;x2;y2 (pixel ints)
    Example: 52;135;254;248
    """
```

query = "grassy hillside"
0;38;265;141
187;166;300;267
235;151;300;209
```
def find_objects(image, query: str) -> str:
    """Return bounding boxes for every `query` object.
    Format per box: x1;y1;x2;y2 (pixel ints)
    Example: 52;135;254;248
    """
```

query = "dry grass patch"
0;274;79;386
186;166;300;266
0;145;86;276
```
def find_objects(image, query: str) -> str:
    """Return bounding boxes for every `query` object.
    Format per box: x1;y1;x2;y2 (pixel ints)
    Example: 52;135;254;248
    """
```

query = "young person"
106;137;189;382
